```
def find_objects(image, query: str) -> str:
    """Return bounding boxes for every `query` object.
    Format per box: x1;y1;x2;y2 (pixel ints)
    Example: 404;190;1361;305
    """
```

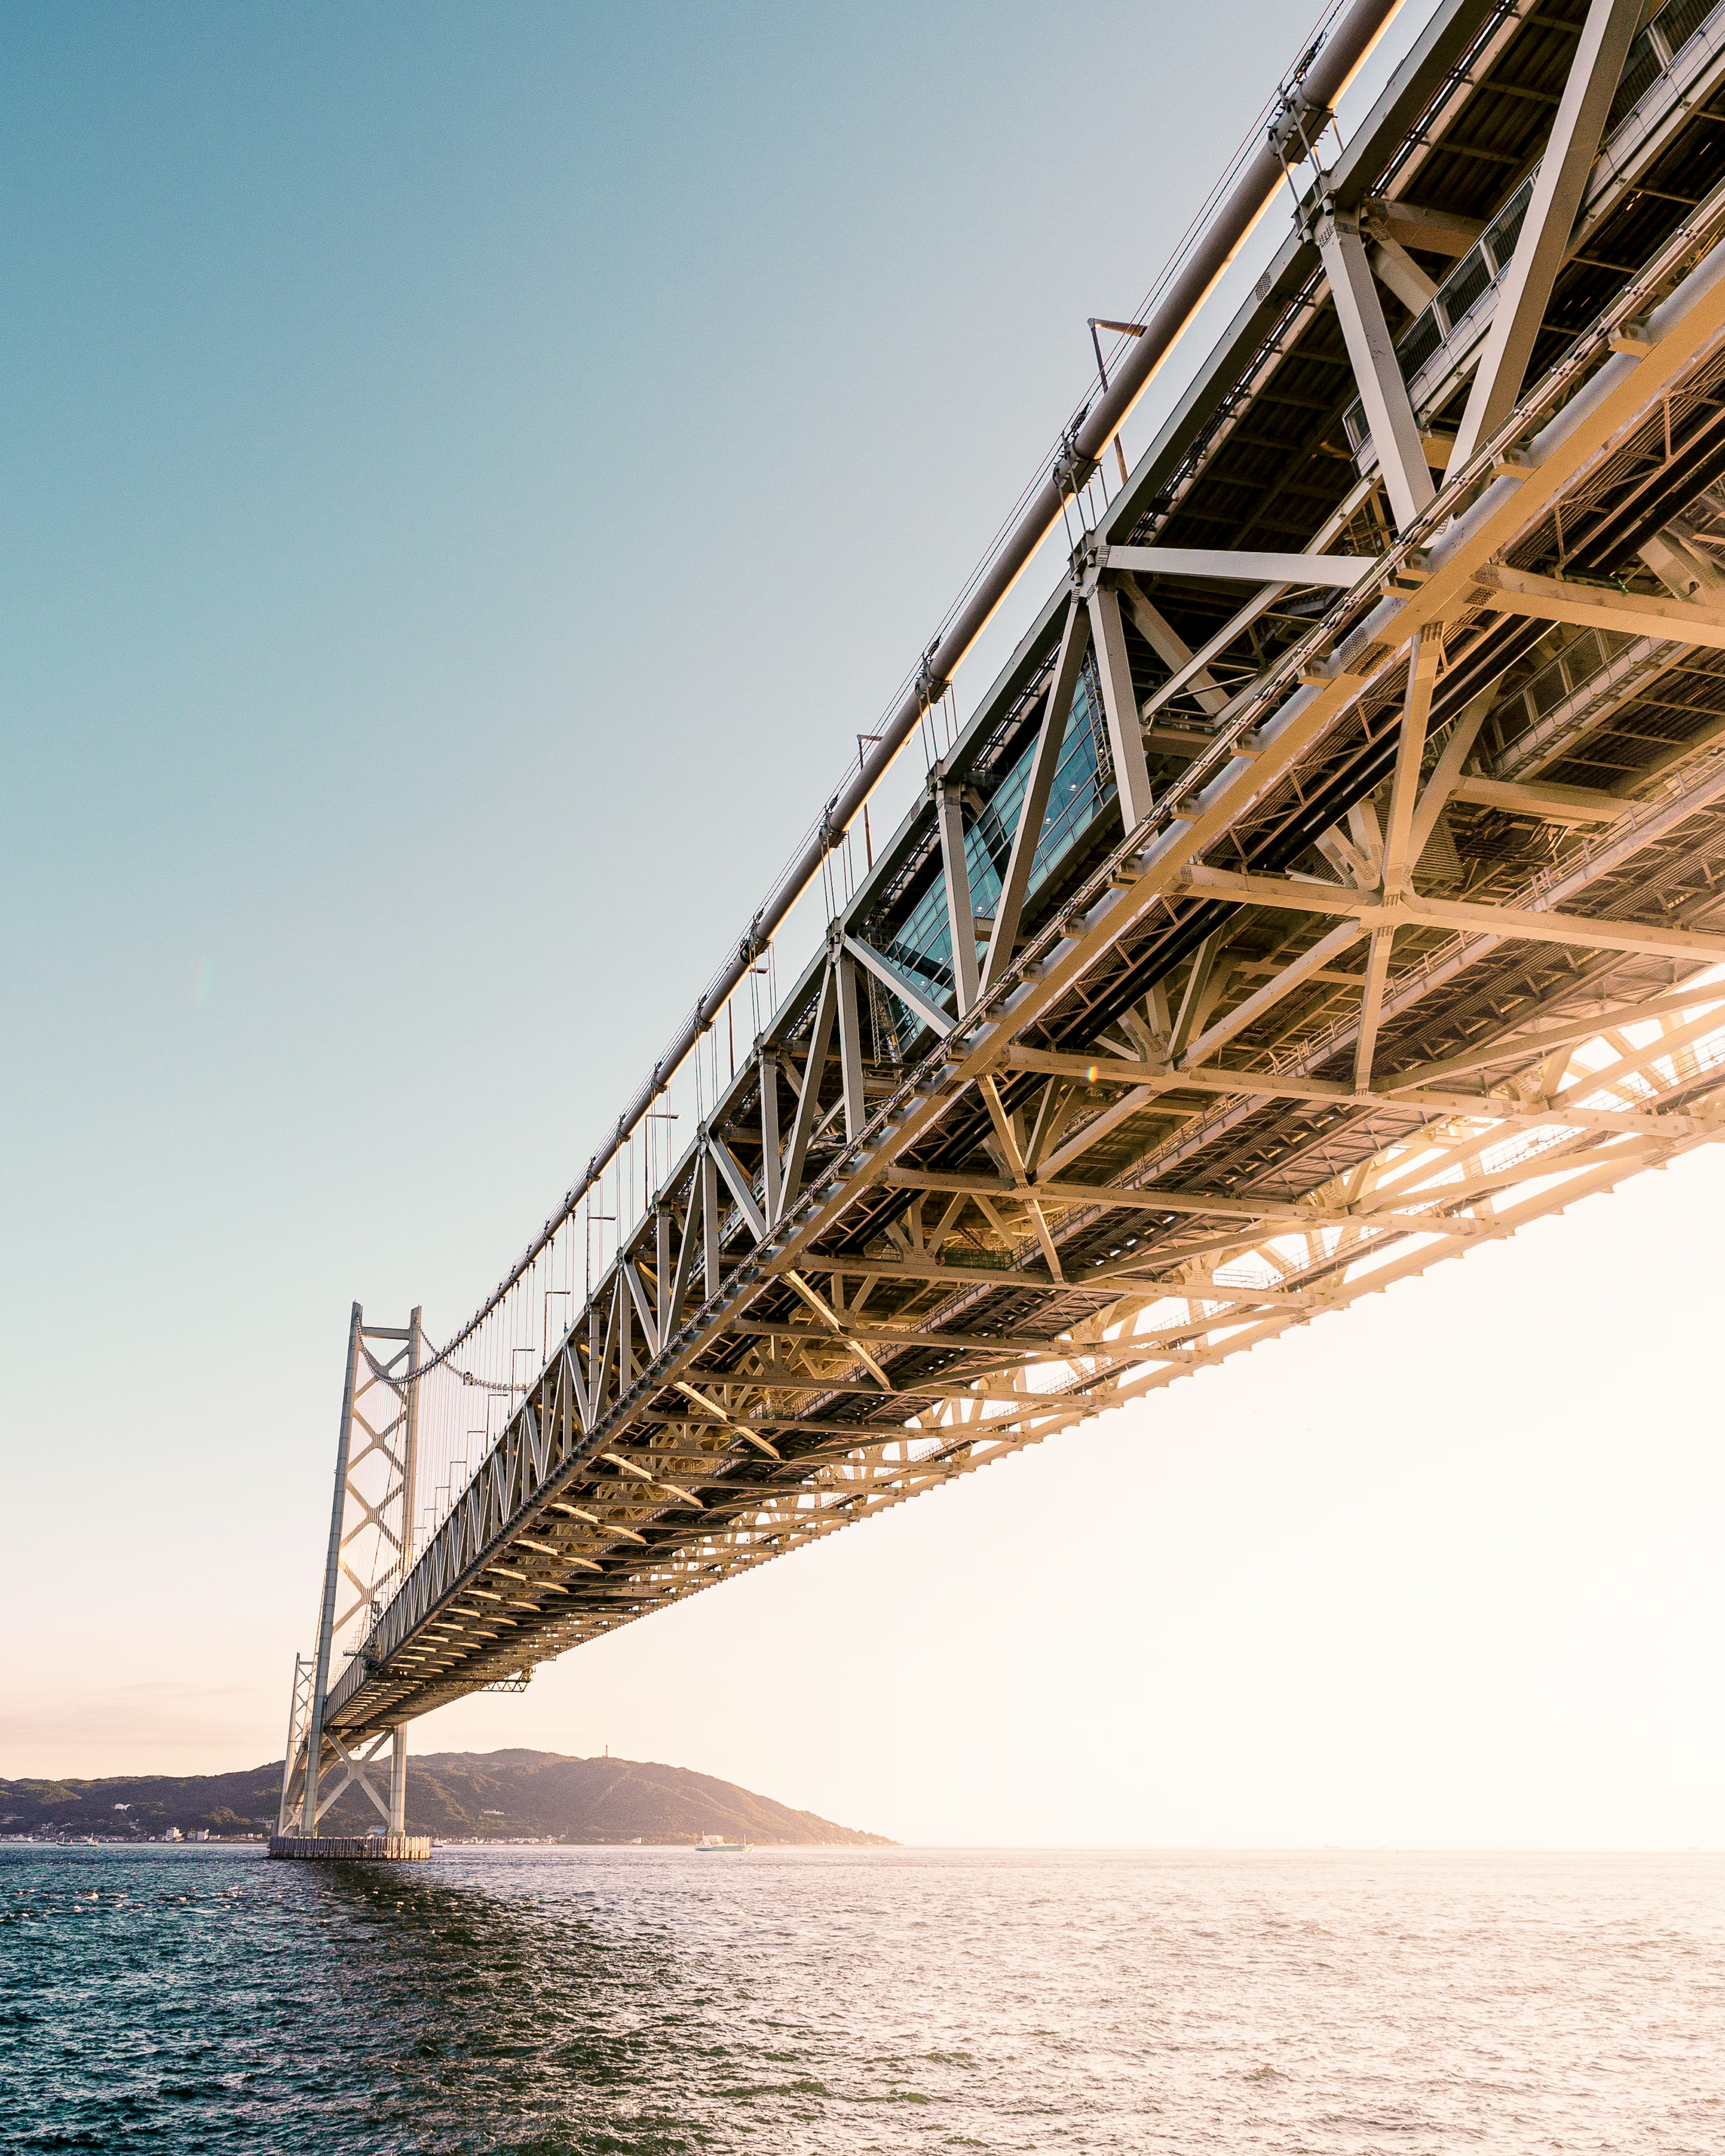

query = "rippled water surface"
3;1843;1723;2152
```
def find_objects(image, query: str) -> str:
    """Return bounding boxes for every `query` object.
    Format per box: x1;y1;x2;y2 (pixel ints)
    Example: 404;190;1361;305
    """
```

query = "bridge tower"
272;1303;432;1860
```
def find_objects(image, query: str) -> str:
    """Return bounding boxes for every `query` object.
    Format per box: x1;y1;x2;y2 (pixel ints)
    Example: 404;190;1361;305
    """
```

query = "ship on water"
694;1833;752;1854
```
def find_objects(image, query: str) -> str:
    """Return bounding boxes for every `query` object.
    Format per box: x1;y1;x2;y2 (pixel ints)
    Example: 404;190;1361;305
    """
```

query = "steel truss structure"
279;1309;420;1835
282;0;1725;1773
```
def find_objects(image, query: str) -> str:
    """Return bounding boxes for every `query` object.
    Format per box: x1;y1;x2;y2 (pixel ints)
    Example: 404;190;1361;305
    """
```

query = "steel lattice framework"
281;0;1725;1834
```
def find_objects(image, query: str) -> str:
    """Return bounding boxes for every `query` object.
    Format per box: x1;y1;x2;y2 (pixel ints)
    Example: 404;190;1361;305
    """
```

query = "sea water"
2;1843;1722;2152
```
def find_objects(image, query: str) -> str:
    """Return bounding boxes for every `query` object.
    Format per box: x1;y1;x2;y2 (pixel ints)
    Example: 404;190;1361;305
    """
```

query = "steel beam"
1382;986;1725;1091
843;932;954;1043
1177;863;1725;962
935;781;980;1016
1117;582;1230;716
777;963;838;1222
1316;208;1436;530
1104;544;1376;588
1087;581;1156;833
982;601;1088;993
1000;1047;1703;1133
1447;775;1630;823
1362;197;1482;257
1470;561;1725;646
1451;0;1645;468
1371;234;1438;315
1407;683;1497;864
1181;918;1367;1071
758;1052;782;1224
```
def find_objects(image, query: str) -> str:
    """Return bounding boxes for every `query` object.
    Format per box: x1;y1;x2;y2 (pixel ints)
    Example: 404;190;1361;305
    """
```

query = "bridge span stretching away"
281;0;1725;1842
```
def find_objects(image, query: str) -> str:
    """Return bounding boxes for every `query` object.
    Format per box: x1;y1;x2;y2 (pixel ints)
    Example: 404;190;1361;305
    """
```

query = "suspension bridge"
275;0;1725;1855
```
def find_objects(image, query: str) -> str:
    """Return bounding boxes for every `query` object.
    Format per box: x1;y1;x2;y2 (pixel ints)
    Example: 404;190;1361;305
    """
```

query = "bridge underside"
318;0;1725;1746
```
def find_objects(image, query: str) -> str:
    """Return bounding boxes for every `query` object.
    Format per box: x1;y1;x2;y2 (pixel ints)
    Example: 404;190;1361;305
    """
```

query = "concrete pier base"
268;1833;431;1860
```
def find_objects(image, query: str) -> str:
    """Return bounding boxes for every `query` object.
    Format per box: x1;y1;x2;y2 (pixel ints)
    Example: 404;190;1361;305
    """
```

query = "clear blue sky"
8;1;1725;1847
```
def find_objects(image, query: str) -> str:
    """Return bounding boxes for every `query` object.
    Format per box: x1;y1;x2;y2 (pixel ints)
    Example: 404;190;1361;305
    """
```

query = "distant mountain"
0;1749;893;1846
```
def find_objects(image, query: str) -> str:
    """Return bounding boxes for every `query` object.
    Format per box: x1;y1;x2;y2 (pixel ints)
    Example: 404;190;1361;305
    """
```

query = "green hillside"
0;1749;891;1845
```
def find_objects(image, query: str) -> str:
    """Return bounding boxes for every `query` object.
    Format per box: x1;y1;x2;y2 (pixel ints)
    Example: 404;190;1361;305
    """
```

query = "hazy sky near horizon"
6;0;1725;1849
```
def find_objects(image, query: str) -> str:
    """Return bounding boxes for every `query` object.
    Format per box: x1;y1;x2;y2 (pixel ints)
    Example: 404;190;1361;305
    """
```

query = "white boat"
693;1833;752;1853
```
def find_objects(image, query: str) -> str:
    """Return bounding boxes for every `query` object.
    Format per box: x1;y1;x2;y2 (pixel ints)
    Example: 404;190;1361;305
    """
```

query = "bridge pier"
389;1724;407;1837
269;1833;430;1861
268;1728;420;1857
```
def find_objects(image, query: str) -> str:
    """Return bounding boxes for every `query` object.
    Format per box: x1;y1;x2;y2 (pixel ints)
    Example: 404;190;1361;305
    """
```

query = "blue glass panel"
875;664;1115;1056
